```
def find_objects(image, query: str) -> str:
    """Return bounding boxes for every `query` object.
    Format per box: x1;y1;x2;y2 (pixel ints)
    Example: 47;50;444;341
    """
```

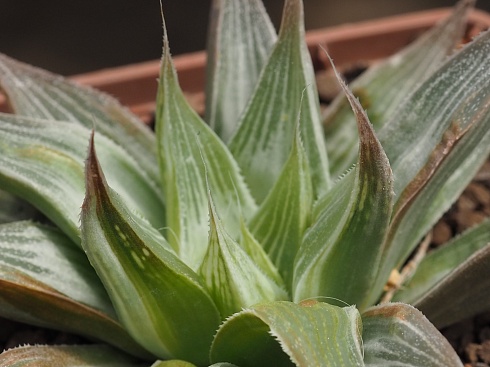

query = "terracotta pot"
2;8;488;124
63;8;490;119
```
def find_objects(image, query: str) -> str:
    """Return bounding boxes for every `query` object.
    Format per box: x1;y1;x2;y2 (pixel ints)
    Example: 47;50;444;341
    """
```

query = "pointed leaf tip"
229;0;329;202
205;0;277;141
294;53;393;308
82;130;221;363
155;24;257;270
200;193;287;318
279;0;304;35
323;0;476;177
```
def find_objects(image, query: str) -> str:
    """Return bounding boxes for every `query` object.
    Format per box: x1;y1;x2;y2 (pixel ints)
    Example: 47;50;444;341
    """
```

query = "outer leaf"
0;345;145;367
362;303;463;367
412;243;490;328
0;190;41;224
293;66;394;309
379;30;490;200
210;301;364;367
370;31;490;304
0;53;159;190
151;363;238;367
81;134;220;365
0;114;165;244
155;20;257;270
152;363;238;367
0;221;149;359
228;0;330;203
323;0;474;177
393;218;490;305
205;0;276;141
151;361;196;367
199;193;287;318
249;128;313;289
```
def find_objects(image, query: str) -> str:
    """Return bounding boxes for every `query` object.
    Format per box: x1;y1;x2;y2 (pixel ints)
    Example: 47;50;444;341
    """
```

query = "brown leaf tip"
82;131;108;210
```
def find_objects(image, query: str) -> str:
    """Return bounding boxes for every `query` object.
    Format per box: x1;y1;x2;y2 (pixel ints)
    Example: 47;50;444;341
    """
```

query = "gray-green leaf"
81;134;220;364
205;0;276;141
210;301;364;367
0;53;159;190
249;127;313;289
323;0;474;177
228;0;330;203
0;345;146;367
362;303;463;366
370;30;490;304
393;218;490;306
412;241;490;328
0;221;149;359
293;66;393;310
155;20;257;270
199;192;287;318
0;114;165;245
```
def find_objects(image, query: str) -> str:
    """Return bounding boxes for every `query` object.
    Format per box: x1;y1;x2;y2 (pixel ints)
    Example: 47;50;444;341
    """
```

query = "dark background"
1;1;489;76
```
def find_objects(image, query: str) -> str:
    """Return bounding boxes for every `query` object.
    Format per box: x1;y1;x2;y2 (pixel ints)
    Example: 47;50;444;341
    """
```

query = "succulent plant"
0;0;489;365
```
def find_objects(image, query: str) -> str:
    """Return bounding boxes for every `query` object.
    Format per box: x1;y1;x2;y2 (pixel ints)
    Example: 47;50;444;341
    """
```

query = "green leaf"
0;221;112;315
362;303;463;366
151;361;197;367
0;53;159;191
155;20;257;271
0;189;41;224
228;0;330;203
412;241;490;328
393;218;490;305
370;31;490;304
323;0;474;177
152;363;239;367
0;345;146;367
205;0;276;141
379;30;490;201
238;221;284;286
248;128;312;289
210;301;364;367
81;134;220;364
199;192;287;318
151;363;239;367
0;221;149;359
293;66;394;310
0;114;165;245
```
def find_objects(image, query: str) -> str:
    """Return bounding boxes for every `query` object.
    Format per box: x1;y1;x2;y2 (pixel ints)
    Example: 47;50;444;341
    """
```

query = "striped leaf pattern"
199;193;287;318
370;30;490;305
323;0;474;176
0;221;148;358
0;345;143;367
0;114;165;244
81;134;220;364
0;53;159;190
363;303;463;366
205;0;277;141
155;22;257;270
293;66;394;309
229;0;330;203
211;301;364;367
249;127;313;289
